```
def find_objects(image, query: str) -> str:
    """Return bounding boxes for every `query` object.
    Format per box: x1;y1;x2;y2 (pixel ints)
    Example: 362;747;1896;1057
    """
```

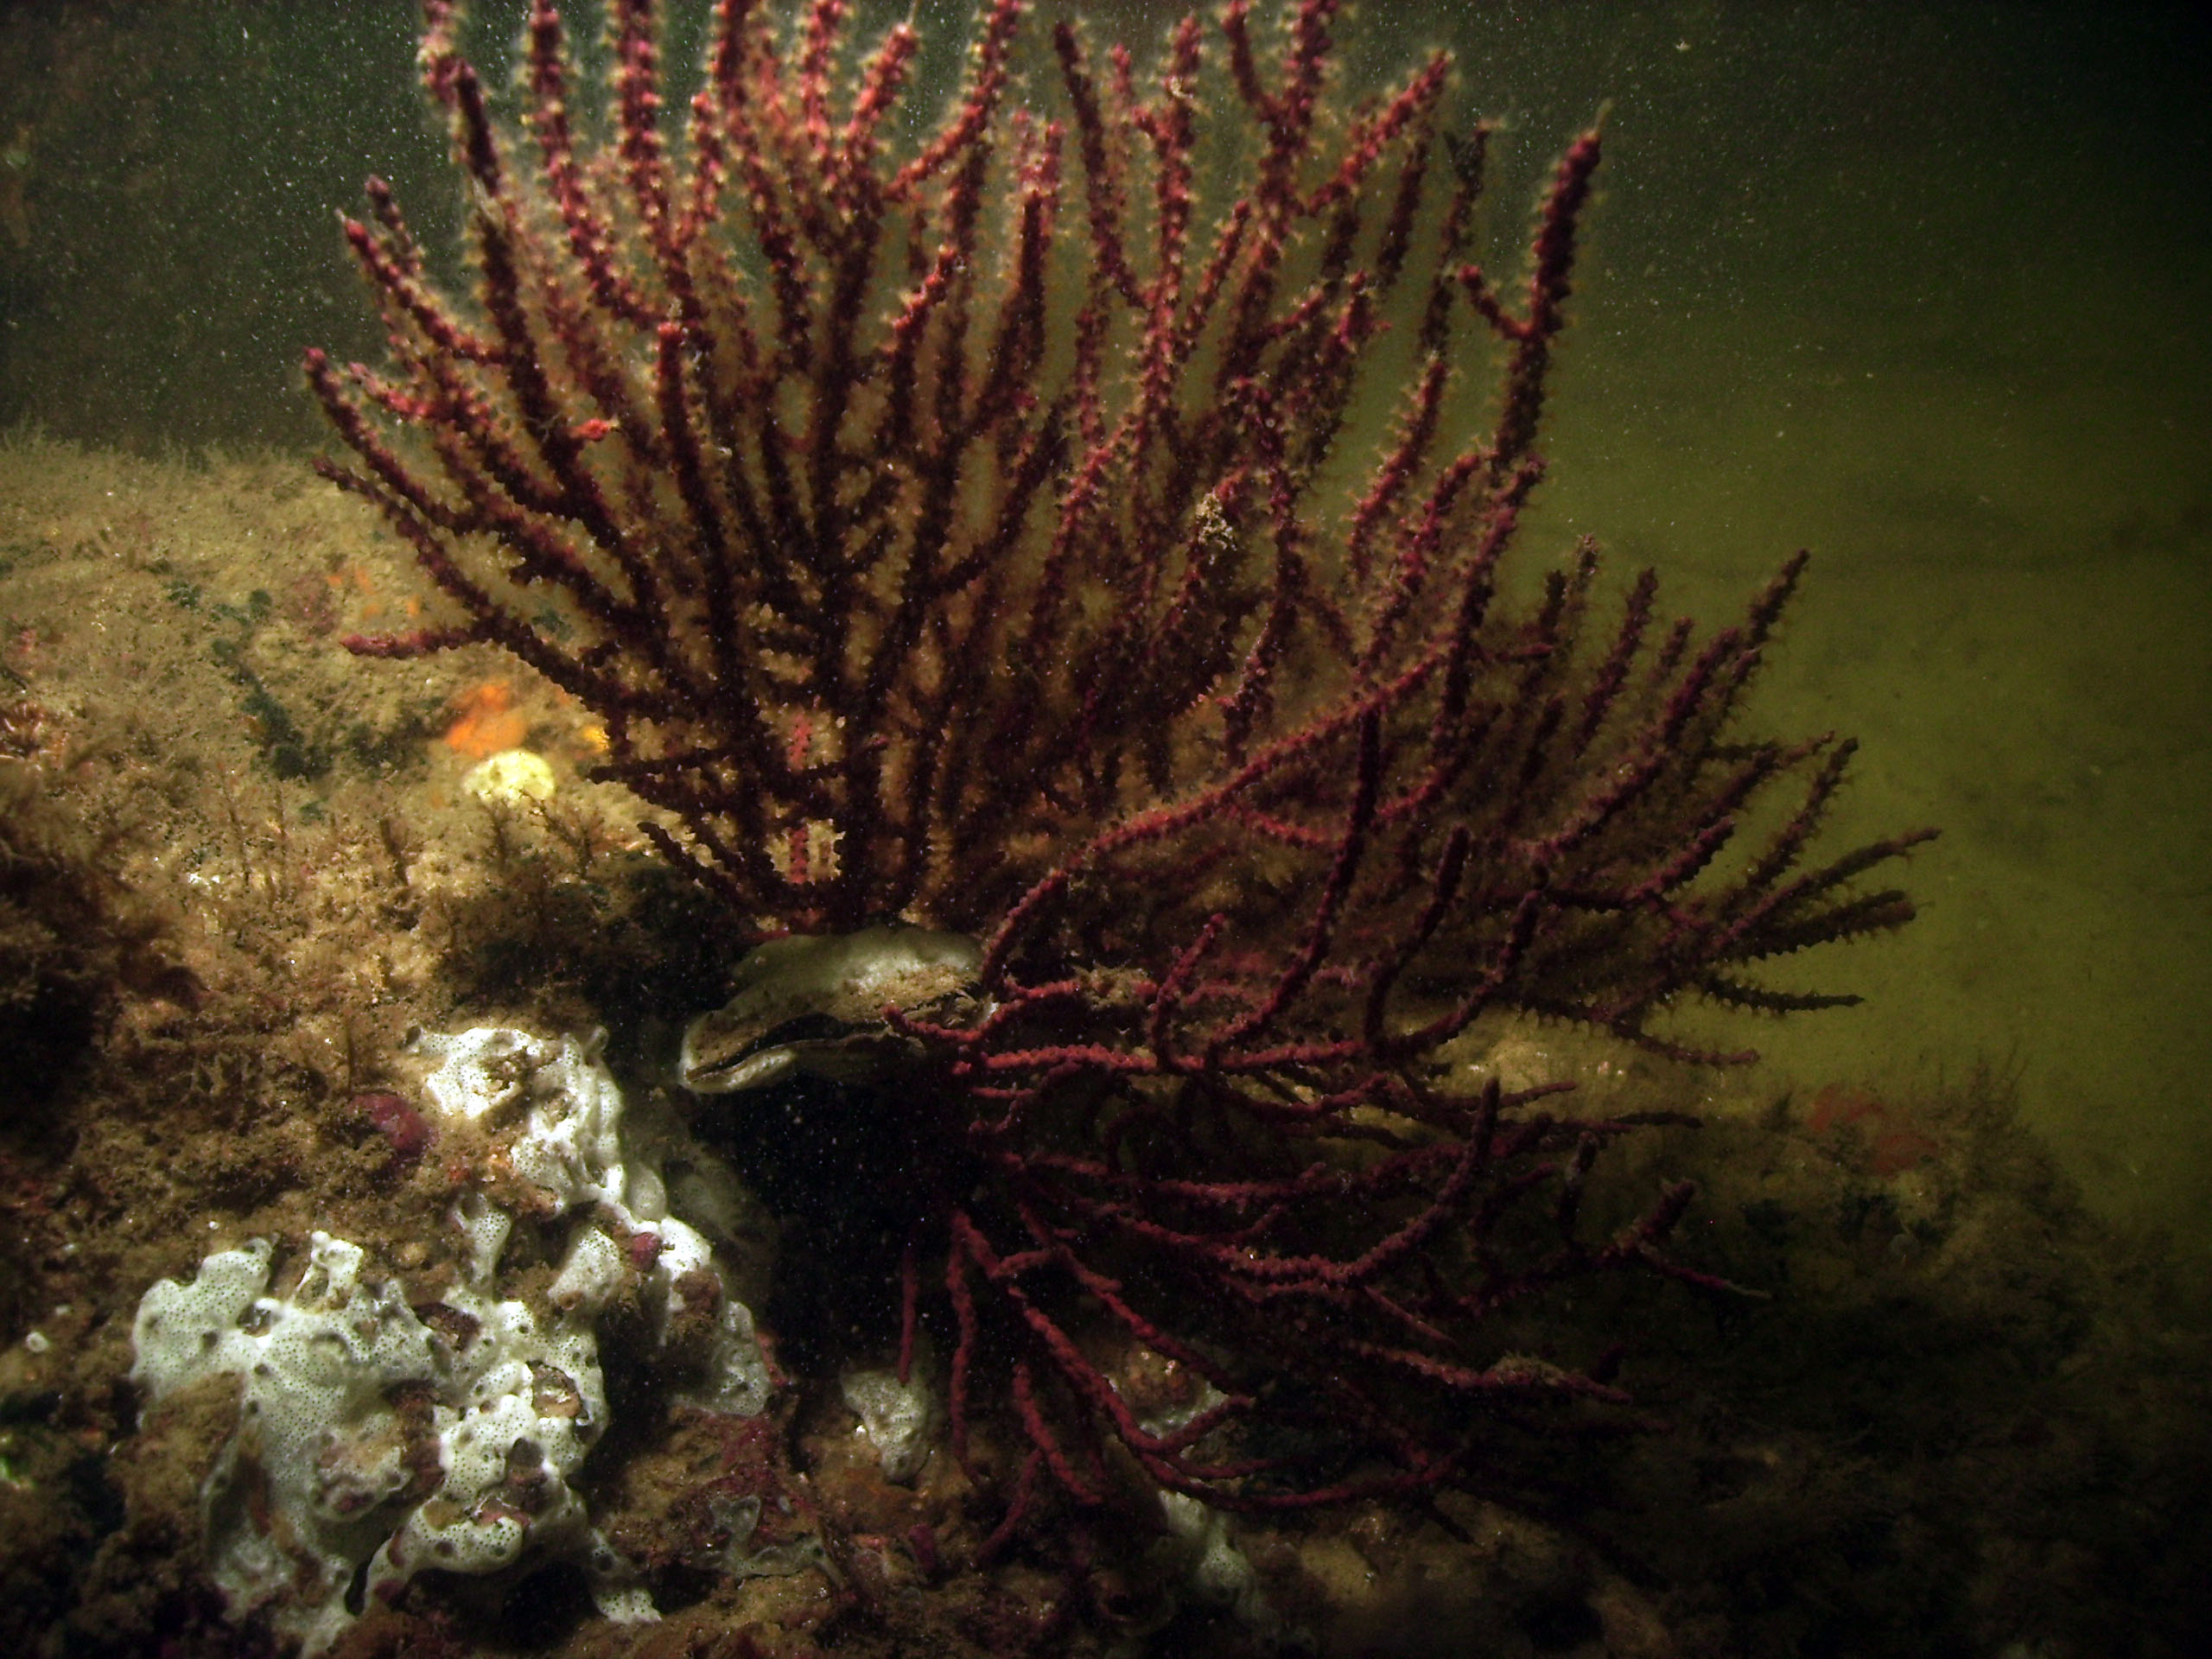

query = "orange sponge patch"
442;681;529;760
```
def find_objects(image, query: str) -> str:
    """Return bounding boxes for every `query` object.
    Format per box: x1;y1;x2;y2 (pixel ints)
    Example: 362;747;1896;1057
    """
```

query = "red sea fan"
311;0;1933;1534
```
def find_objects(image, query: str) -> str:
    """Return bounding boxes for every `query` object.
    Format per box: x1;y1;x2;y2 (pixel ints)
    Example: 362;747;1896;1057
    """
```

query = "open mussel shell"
677;925;986;1095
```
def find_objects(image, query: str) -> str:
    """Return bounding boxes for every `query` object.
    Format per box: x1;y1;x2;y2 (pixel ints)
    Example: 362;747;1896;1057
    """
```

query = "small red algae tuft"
1807;1084;1886;1134
282;569;340;636
357;1090;433;1162
1867;1127;1943;1178
1806;1084;1941;1175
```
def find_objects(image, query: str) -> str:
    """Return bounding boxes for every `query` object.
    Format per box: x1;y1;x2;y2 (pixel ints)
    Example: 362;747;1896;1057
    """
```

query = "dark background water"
3;3;2204;457
2;0;2208;1263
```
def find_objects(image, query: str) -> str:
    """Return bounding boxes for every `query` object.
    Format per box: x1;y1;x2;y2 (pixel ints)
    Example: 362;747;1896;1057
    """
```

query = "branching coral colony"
310;0;1934;1539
